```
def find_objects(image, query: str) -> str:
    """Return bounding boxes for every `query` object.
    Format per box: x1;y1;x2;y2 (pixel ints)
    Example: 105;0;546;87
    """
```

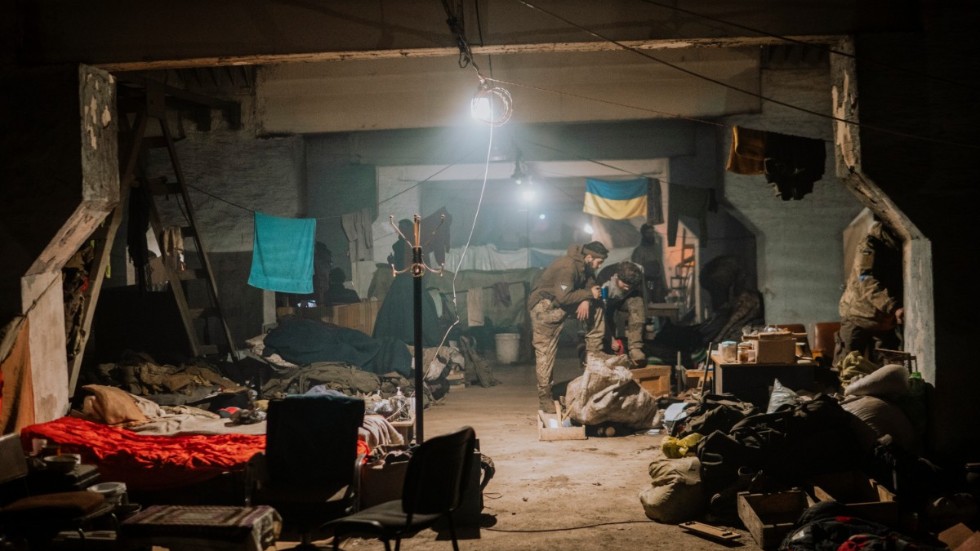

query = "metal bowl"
42;454;79;473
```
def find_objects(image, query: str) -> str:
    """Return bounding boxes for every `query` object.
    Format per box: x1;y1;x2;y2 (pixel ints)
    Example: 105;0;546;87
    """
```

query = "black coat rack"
389;214;444;443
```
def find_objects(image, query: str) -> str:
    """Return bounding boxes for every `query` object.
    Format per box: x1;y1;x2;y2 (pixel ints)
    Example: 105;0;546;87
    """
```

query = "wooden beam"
95;35;843;72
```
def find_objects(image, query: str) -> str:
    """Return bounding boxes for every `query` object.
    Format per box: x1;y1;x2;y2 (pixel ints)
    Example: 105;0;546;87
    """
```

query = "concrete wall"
722;64;863;334
852;9;980;458
104;129;307;348
0;65;118;423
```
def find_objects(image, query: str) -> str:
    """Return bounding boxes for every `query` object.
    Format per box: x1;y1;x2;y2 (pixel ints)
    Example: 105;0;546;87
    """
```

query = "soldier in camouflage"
528;241;608;413
834;220;904;367
600;261;648;365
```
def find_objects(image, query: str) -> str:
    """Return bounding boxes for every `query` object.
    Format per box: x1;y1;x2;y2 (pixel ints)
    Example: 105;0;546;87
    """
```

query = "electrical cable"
484;519;652;533
636;0;980;93
430;107;498;355
512;0;980;151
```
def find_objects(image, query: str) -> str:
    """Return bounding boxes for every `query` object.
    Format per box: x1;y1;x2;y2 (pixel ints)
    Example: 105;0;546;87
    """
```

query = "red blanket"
22;417;374;492
21;416;266;491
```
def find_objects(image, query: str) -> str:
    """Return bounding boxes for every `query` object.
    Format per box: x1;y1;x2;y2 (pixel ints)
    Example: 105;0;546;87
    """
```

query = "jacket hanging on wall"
726;126;826;200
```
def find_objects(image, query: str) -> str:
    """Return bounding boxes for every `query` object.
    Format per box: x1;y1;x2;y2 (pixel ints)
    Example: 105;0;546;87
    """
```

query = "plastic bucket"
494;333;520;364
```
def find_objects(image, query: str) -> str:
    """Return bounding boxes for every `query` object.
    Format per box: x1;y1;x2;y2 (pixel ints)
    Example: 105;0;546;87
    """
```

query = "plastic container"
494;333;521;364
88;482;128;506
737;342;755;363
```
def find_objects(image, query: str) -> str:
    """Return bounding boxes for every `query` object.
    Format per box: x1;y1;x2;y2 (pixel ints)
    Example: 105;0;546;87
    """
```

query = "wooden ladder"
668;228;698;319
118;81;237;359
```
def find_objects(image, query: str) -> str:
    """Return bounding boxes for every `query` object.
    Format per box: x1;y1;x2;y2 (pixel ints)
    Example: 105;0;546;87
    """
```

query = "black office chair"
326;426;477;551
0;433;115;548
248;393;365;549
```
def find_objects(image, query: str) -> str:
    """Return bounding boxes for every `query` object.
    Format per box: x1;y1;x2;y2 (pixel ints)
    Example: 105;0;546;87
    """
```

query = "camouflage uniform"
834;221;903;367
528;244;605;411
602;270;647;363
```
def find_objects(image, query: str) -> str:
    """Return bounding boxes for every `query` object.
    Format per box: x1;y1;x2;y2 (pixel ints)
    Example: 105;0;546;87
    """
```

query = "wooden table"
709;352;817;408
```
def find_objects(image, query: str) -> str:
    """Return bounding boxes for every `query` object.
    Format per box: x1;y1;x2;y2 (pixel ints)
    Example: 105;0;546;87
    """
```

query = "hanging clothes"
763;131;826;201
248;212;316;294
647;178;664;225
725;126;766;175
341;208;374;262
421;207;452;266
162;226;185;272
725;126;826;200
467;287;484;327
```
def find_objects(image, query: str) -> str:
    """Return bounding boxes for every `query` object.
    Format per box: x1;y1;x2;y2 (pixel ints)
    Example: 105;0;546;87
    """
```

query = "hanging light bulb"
471;78;512;126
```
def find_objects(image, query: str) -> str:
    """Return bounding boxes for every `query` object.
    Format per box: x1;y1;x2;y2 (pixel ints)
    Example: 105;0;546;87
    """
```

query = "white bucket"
494;333;520;364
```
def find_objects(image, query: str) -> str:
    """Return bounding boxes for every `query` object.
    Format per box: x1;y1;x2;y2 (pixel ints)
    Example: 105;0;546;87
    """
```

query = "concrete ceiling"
4;1;918;135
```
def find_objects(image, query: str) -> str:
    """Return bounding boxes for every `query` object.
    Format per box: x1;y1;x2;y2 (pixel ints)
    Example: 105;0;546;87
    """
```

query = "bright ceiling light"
521;188;537;202
583;224;594;235
470;79;512;126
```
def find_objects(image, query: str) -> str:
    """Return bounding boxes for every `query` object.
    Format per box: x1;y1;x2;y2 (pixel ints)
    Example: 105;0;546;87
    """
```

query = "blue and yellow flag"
583;178;649;220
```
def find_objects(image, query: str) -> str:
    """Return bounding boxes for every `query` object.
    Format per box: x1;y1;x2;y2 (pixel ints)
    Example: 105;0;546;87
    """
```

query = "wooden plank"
537;411;586;441
678;521;741;542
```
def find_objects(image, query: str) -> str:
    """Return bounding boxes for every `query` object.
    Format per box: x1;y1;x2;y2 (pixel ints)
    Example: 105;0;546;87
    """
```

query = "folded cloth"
248;212;316;294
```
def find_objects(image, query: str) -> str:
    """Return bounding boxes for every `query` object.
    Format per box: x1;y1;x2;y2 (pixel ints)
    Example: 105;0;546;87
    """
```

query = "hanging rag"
341;208;374;262
725;126;826;200
162;226;185;272
491;282;512;308
725;126;766;175
467;288;485;327
421;207;452;266
248;212;316;294
667;184;717;247
647;178;664;225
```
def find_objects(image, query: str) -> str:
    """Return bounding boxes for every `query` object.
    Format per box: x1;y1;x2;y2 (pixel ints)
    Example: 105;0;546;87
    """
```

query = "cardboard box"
751;338;796;364
630;365;672;397
324;300;381;336
360;459;408;508
537;411;586;441
737;490;811;550
389;419;414;444
810;471;898;528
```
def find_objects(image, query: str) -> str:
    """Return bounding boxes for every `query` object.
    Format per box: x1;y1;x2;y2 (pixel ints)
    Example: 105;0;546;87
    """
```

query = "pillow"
81;384;148;426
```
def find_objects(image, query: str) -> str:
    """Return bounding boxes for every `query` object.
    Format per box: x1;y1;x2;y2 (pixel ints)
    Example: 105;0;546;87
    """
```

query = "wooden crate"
323;300;381;335
630;365;672;397
810;471;898;528
737;490;811;550
537;411;586;441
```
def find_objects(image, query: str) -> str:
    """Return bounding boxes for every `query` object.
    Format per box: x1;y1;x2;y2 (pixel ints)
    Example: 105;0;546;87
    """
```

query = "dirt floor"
277;350;764;551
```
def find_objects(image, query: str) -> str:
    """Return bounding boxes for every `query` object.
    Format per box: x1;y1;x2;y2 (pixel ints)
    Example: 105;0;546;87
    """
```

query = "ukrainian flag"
583;178;649;220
